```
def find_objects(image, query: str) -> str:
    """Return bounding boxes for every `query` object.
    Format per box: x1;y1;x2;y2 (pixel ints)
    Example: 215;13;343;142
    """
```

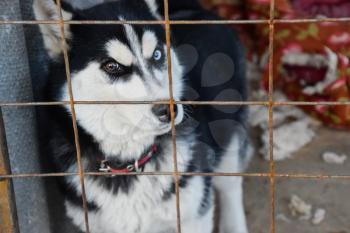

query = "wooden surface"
0;108;19;233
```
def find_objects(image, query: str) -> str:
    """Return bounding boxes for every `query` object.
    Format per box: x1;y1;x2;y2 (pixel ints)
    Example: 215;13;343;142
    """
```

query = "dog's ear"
33;0;74;59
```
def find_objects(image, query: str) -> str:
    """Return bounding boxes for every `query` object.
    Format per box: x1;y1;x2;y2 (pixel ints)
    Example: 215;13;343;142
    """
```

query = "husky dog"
34;0;250;233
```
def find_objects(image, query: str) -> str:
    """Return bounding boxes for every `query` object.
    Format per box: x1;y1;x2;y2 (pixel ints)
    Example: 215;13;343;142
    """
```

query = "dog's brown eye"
102;60;124;75
101;59;133;78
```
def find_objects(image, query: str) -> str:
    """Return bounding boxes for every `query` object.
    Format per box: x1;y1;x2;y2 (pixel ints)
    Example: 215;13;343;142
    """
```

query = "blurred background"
202;0;350;232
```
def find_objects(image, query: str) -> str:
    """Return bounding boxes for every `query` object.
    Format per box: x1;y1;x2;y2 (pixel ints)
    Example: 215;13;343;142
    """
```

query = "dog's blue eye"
153;49;162;61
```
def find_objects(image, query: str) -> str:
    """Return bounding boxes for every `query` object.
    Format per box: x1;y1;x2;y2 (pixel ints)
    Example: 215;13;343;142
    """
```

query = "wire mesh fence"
0;0;350;233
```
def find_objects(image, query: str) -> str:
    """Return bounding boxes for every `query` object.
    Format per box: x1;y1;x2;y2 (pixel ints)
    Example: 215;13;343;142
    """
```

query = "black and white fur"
34;0;251;233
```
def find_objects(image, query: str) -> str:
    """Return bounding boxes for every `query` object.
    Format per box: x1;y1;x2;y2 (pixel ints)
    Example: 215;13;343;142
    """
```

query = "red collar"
99;144;158;173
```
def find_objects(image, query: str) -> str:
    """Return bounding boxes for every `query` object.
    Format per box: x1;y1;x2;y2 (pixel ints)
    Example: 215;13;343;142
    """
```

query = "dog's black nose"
152;104;178;123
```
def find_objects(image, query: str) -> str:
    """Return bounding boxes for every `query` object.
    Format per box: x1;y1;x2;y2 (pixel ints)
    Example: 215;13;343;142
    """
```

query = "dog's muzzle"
151;104;178;123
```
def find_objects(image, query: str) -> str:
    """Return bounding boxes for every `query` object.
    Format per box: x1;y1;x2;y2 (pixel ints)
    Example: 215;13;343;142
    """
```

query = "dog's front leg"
214;176;248;233
213;137;249;233
181;205;214;233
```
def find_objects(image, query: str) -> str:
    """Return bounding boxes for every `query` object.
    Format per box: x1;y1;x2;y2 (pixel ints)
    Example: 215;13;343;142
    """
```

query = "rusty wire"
163;0;182;232
55;0;90;232
1;100;350;107
1;17;350;25
1;171;350;180
267;1;276;232
1;1;350;233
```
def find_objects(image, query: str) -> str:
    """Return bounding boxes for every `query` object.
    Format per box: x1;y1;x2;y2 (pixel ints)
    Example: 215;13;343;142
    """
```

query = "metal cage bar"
163;0;182;232
54;0;91;232
267;1;276;232
1;100;350;107
1;17;350;25
1;171;350;180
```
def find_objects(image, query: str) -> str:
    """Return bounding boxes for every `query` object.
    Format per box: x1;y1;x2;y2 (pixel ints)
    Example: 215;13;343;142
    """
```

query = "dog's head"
34;0;184;157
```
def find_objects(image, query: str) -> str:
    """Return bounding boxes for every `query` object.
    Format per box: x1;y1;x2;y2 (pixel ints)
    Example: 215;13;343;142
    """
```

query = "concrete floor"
244;127;350;233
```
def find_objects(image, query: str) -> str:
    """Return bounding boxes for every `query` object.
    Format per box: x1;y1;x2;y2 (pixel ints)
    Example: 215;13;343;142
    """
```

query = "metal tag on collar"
126;164;135;172
134;160;142;172
99;160;110;172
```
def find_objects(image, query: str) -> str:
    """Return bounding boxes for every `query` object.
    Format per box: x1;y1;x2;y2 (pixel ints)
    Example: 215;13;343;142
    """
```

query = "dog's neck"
98;143;158;173
99;133;160;161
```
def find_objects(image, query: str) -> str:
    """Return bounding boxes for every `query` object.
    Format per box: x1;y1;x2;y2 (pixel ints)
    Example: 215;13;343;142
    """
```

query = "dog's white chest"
65;141;204;233
66;174;204;233
90;176;175;233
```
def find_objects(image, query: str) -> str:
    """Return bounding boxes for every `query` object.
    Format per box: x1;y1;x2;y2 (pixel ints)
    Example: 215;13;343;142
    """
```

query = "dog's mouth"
291;0;350;18
282;52;329;87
